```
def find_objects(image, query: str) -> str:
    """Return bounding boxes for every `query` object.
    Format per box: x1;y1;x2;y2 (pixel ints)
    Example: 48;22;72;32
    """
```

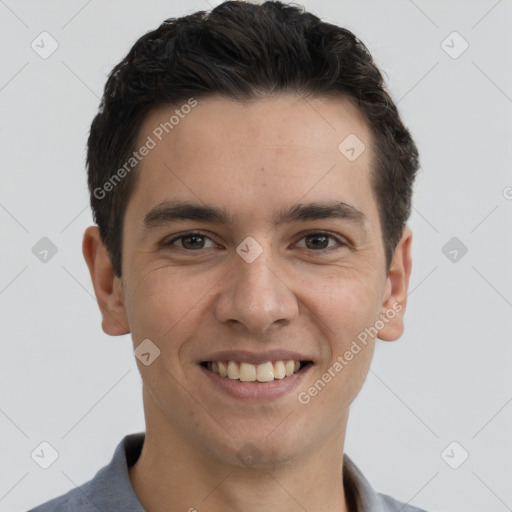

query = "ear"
377;226;412;341
82;226;130;336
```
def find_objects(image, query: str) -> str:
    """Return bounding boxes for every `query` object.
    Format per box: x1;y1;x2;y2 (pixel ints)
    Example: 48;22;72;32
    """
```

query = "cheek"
123;265;214;346
300;271;381;401
303;268;383;343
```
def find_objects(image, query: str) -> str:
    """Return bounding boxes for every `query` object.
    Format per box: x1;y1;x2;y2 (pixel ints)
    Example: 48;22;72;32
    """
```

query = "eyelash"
162;230;348;252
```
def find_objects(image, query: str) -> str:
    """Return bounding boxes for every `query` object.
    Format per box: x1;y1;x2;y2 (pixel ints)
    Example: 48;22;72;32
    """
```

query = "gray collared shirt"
28;433;428;511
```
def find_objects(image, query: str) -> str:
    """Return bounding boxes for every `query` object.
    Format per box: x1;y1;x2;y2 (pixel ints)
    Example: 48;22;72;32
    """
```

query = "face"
85;94;411;466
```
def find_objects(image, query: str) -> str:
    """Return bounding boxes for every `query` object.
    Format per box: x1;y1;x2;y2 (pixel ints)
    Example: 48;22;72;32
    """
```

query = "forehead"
126;94;377;230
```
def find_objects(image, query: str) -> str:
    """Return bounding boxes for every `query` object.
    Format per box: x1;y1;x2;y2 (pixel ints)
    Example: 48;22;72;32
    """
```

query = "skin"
83;94;412;512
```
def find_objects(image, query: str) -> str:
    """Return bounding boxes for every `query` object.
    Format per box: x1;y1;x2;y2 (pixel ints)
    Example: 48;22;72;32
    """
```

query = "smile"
201;360;312;382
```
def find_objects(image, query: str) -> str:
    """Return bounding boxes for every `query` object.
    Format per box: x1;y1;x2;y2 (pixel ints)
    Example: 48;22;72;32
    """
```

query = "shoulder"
26;433;145;512
26;482;95;512
343;453;430;512
378;492;430;512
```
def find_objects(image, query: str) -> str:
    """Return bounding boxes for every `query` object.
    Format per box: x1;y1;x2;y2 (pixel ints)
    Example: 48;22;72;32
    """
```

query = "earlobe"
377;226;412;342
82;226;130;336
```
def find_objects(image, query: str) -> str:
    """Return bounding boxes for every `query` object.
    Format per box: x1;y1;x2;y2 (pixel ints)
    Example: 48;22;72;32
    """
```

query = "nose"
213;248;299;334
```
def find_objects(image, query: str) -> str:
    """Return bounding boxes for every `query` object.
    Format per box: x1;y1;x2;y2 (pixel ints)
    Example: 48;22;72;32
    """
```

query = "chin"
203;425;305;469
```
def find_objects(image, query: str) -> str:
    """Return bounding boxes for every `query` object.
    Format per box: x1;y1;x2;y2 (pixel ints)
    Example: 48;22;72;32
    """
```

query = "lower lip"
199;364;312;400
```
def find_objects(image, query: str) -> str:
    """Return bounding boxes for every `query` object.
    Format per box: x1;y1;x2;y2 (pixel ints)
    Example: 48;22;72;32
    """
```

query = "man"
30;1;425;510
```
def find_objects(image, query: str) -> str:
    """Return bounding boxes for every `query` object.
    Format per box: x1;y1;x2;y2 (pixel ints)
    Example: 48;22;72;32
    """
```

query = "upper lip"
198;349;313;365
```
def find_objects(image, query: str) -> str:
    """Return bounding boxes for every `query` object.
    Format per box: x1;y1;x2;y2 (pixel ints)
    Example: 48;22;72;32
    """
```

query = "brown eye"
305;234;330;250
295;232;343;251
164;232;217;250
180;234;206;250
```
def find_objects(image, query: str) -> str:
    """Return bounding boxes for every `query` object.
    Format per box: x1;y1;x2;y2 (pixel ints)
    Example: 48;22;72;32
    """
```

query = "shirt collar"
89;432;390;512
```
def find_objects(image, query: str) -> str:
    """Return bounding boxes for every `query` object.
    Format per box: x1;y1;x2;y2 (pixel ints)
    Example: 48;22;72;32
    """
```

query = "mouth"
200;359;313;383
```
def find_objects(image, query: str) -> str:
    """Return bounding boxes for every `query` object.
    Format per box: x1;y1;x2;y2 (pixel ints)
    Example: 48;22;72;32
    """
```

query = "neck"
129;392;350;512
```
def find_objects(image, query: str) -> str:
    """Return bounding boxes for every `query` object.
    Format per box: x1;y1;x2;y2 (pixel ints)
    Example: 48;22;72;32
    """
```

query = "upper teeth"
206;360;301;382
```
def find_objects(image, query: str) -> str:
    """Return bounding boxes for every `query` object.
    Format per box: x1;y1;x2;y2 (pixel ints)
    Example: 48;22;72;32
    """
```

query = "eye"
164;232;218;250
295;232;345;251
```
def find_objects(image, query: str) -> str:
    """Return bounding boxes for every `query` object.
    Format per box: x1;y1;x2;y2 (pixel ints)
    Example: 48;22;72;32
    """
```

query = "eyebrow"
142;200;368;231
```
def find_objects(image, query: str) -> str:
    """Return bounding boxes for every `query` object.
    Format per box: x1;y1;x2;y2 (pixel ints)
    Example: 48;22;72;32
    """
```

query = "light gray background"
1;1;511;511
